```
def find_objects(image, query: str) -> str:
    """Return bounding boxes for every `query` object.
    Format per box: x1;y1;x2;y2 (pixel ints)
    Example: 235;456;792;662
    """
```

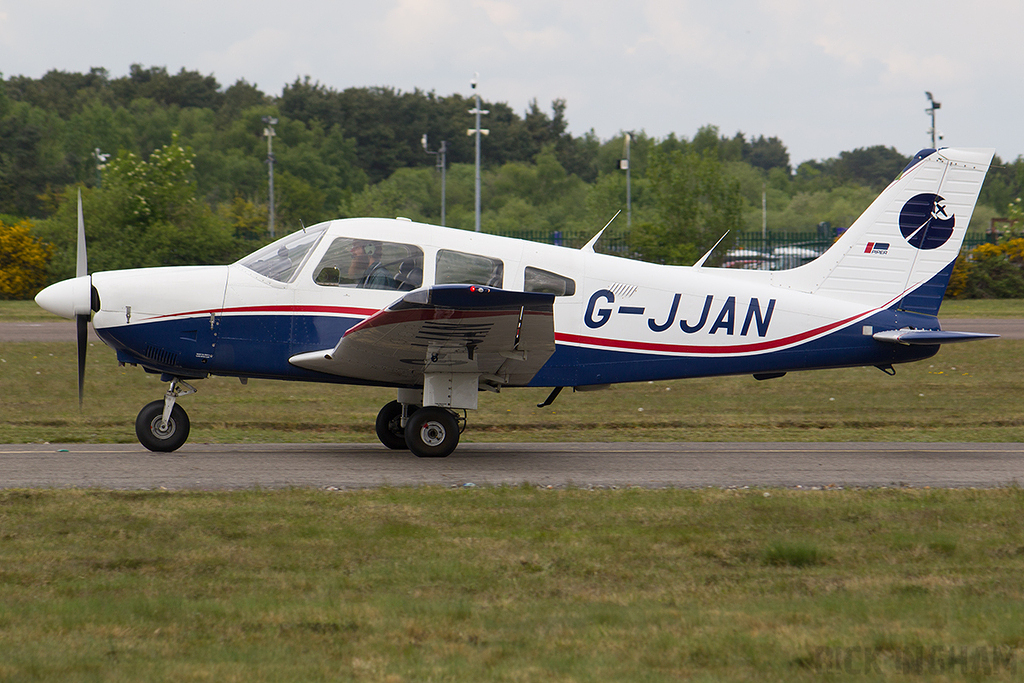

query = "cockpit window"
435;249;503;287
312;238;423;291
524;266;576;296
238;225;328;283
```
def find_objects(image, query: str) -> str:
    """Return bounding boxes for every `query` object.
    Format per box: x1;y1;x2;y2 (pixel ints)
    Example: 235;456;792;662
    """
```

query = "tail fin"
776;148;994;316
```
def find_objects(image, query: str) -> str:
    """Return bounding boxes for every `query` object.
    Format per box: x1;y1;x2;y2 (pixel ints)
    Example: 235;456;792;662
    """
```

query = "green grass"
3;338;1024;444
937;298;1024;318
0;486;1021;682
0;299;65;322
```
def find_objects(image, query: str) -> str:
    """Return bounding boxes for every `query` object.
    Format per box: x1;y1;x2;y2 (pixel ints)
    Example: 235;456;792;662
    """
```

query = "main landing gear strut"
135;378;196;452
374;390;464;458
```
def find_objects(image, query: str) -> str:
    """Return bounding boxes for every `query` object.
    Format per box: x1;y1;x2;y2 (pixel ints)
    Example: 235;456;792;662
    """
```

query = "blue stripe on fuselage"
99;308;940;387
529;308;941;386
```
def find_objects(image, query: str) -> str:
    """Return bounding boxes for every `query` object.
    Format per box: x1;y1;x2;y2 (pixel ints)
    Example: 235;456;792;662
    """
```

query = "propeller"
34;188;97;406
75;189;89;407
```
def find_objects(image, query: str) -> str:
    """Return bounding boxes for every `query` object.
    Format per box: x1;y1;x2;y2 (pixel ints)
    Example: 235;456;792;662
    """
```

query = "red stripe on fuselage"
147;305;378;321
558;309;867;355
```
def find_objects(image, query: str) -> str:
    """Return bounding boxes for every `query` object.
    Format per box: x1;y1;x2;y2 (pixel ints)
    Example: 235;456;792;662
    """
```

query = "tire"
135;400;190;453
375;400;416;450
404;406;460;458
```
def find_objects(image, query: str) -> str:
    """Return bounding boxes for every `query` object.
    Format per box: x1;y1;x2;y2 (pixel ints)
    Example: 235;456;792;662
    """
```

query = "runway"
0;442;1021;490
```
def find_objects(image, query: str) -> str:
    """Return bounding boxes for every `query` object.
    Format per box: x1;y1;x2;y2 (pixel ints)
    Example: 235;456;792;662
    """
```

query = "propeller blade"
77;313;88;407
76;188;88;279
75;188;90;406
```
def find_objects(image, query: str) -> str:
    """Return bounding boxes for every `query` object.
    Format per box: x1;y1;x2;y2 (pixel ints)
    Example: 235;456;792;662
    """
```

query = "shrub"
951;238;1024;299
0;219;54;300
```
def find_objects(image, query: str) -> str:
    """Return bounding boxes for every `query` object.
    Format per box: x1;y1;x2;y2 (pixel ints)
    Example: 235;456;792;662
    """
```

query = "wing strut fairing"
289;285;556;407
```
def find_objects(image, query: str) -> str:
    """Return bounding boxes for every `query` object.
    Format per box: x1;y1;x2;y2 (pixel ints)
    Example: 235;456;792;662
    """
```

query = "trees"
631;148;743;265
2;66;1022;296
34;135;237;280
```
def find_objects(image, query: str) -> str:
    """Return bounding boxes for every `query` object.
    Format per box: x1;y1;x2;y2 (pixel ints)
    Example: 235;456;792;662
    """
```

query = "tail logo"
899;193;955;250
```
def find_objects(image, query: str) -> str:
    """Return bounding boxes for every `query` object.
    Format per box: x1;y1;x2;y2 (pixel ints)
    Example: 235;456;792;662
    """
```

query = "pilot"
265;245;292;279
349;240;396;289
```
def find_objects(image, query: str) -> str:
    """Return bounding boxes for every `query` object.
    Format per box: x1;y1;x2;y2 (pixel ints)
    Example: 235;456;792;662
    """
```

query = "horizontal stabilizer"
873;329;999;346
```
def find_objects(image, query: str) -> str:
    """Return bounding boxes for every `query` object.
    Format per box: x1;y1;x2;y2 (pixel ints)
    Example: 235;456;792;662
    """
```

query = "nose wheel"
135;378;196;452
135;400;190;452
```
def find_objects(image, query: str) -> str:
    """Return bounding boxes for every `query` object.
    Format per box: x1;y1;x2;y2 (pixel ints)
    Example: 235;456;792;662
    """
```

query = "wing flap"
289;285;556;386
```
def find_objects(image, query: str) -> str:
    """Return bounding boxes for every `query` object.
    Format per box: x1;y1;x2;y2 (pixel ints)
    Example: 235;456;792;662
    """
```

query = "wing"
288;285;556;388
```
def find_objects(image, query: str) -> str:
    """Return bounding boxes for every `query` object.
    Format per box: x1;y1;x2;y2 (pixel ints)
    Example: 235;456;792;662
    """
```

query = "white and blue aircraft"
36;147;996;457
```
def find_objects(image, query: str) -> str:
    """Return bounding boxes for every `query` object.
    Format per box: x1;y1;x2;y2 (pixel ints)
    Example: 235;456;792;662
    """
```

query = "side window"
313;238;423;291
524;266;576;296
436;249;504;287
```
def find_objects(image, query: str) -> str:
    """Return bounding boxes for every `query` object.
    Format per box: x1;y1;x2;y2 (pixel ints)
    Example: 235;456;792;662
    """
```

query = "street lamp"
925;92;942;149
92;147;110;187
619;133;631;229
467;74;489;232
262;116;278;238
422;134;448;226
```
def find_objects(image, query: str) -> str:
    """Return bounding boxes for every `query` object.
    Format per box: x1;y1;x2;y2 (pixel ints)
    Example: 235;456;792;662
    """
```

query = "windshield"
237;225;329;282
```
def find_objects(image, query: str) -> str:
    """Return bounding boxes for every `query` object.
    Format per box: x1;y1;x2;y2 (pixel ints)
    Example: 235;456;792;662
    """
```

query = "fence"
488;228;997;269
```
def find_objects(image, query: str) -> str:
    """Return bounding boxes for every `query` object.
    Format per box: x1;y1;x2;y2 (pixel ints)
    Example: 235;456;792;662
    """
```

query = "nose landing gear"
135;378;196;452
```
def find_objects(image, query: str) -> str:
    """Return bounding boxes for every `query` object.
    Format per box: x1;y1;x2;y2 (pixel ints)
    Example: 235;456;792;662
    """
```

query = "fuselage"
85;217;938;388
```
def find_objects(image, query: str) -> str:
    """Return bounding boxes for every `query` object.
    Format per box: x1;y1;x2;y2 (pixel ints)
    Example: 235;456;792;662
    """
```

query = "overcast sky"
2;0;1021;166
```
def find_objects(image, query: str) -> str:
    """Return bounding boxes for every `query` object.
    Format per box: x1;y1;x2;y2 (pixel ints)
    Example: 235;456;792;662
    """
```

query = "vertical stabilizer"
773;148;994;315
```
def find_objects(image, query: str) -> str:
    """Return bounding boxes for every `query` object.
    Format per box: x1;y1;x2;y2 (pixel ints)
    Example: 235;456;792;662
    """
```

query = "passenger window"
524;267;576;296
313;238;423;291
436;249;504;287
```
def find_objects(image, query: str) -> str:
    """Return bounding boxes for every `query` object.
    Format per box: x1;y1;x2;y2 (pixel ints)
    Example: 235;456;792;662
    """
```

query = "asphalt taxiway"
0;442;1020;490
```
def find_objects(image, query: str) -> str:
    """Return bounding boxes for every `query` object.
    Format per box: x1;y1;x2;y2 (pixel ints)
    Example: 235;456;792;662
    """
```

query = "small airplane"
36;147;997;457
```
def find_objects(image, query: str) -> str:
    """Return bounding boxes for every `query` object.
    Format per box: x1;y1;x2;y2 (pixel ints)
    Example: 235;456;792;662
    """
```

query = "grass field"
1;486;1022;682
2;299;1023;681
3;335;1024;444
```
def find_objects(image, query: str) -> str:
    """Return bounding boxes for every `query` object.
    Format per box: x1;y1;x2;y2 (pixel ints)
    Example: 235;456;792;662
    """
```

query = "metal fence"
488;228;997;270
490;229;632;254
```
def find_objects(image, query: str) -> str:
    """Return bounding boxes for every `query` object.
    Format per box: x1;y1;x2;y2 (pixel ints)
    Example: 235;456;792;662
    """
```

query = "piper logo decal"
864;242;889;254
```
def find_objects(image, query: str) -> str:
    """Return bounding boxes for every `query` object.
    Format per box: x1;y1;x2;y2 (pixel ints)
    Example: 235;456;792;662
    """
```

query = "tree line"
2;65;1023;296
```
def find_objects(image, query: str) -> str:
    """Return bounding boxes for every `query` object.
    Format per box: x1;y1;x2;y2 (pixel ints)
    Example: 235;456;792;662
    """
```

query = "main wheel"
375;400;418;450
404;407;460;458
135;400;190;453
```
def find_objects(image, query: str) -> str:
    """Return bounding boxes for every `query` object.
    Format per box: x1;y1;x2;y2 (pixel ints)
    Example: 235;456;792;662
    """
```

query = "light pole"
925;92;941;149
262;116;278;238
422;134;448;226
467;74;489;232
92;147;110;187
619;133;632;229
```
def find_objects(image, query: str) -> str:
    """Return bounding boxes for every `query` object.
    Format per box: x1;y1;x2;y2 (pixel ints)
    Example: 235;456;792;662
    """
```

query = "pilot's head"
351;240;381;261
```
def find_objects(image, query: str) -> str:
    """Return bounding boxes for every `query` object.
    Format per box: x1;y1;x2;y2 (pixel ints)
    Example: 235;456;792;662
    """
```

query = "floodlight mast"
620;133;632;228
422;134;448;226
262;116;278;238
925;92;942;149
467;74;489;232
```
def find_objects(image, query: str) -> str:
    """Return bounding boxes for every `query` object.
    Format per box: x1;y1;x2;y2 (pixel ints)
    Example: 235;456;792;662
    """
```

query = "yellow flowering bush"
0;220;54;300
